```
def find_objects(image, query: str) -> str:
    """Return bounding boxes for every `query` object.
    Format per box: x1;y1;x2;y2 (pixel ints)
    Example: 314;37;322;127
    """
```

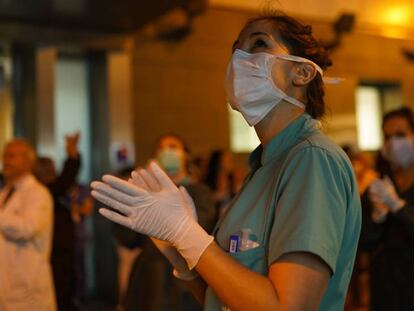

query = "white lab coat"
0;174;56;311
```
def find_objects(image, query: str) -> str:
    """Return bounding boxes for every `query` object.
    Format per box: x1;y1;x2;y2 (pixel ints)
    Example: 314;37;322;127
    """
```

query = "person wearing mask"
155;134;216;234
363;107;414;311
124;134;215;311
34;133;81;311
342;147;377;310
0;139;55;310
91;11;361;310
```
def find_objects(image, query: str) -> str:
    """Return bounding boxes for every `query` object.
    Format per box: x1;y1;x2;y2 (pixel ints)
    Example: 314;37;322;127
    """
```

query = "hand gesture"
66;132;80;158
91;161;213;269
369;176;405;213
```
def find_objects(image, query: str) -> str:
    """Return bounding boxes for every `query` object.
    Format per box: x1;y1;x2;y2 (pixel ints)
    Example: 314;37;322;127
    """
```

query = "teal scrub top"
204;114;362;311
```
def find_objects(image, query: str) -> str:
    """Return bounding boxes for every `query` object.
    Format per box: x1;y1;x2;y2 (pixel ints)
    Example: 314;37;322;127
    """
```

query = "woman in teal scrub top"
91;11;361;311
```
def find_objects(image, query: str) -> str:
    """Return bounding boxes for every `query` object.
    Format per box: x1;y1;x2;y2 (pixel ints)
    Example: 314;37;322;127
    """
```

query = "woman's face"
233;20;298;94
157;136;185;156
156;136;187;174
383;116;414;144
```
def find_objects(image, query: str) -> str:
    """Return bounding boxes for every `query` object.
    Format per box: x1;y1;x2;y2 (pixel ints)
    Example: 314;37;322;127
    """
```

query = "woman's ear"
292;63;317;86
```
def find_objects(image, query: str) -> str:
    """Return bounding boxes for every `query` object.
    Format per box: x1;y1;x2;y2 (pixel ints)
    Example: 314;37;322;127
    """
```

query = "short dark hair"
383;107;414;131
204;150;223;190
246;11;332;119
153;133;190;155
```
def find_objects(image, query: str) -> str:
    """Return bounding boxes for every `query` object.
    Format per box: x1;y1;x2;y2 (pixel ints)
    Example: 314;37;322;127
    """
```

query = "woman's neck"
254;101;305;146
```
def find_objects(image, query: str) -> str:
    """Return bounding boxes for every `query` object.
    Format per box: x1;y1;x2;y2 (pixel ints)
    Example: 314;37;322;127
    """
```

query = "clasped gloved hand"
369;176;405;215
91;161;214;271
128;167;198;280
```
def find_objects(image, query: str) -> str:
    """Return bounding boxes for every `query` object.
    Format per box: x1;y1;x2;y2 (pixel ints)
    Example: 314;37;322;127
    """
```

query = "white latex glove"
91;161;214;269
368;176;405;213
370;201;389;224
129;168;198;280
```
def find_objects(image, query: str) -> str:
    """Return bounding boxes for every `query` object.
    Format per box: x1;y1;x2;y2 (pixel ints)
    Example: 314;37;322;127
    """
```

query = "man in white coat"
0;139;55;311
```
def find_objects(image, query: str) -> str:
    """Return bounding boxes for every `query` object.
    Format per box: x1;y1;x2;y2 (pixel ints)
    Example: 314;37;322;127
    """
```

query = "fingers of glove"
372;201;389;213
382;176;397;194
91;181;142;206
148;161;177;190
179;186;197;221
135;168;161;192
369;191;384;205
102;175;147;197
370;179;384;191
129;170;147;189
92;190;133;216
369;182;385;197
99;208;132;229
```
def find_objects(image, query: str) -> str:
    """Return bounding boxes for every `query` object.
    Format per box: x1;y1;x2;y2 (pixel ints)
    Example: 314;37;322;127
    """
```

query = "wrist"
174;219;214;270
173;268;198;281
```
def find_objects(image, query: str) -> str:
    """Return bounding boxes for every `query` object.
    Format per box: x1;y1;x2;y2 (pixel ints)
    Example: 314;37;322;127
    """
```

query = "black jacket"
360;181;414;311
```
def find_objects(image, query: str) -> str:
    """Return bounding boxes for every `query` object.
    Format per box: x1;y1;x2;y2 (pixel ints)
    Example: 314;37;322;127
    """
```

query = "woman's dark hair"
33;157;56;184
246;11;332;119
204;150;223;190
204;150;235;194
153;133;191;155
383;107;414;131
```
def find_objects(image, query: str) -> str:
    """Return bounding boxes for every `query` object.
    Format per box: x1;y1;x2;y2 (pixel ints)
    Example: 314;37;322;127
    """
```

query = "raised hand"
369;176;405;213
129;166;199;279
65;132;80;158
91;161;213;269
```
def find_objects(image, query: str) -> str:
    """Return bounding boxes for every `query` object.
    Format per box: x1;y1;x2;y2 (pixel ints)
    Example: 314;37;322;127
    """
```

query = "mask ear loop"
322;77;344;84
274;54;323;76
275;54;345;85
265;56;306;110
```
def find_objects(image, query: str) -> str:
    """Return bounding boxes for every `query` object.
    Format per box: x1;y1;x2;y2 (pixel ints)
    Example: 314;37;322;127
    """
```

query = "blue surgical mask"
156;149;182;176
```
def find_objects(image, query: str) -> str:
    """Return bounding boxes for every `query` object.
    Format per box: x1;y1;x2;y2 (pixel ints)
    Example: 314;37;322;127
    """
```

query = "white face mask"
382;136;414;169
224;49;323;126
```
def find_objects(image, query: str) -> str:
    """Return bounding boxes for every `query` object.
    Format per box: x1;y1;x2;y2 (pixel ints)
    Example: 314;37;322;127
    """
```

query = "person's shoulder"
292;132;351;167
26;176;53;203
280;133;356;189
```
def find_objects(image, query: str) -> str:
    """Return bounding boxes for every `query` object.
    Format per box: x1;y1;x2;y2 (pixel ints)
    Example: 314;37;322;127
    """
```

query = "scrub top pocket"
229;245;267;274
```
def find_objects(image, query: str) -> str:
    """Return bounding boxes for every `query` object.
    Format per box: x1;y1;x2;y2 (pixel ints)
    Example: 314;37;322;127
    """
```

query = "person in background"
0;139;55;310
34;133;81;311
92;11;361;310
155;134;216;234
125;134;216;311
67;181;94;310
204;150;237;220
362;107;414;311
343;146;378;311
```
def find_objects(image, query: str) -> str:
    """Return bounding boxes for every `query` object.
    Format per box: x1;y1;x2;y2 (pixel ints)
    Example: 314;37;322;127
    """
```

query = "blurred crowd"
344;107;414;311
0;132;245;311
1;106;414;311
